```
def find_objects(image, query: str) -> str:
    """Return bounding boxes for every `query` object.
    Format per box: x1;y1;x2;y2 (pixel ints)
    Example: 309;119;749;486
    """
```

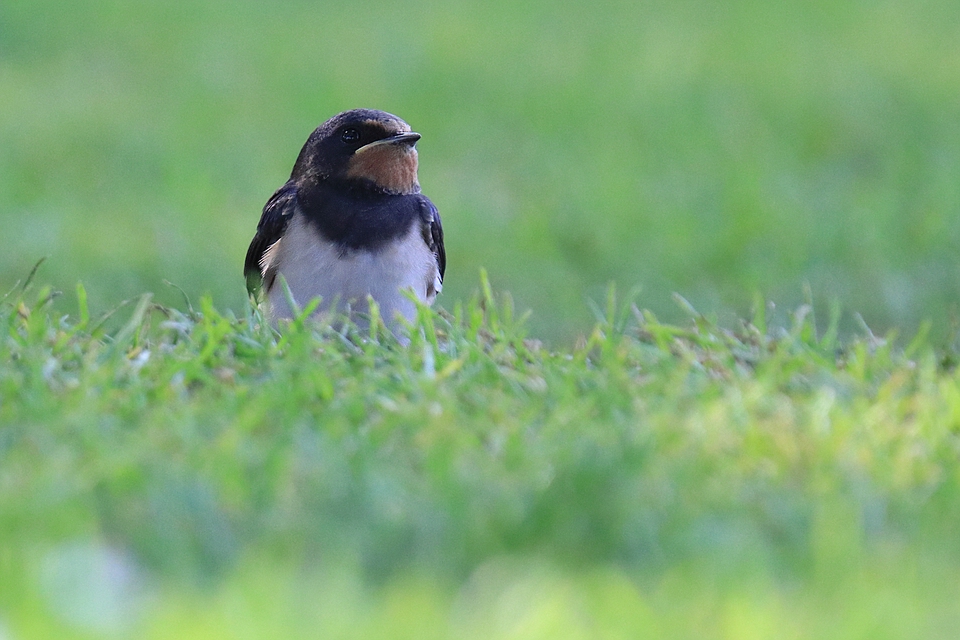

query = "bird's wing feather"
419;196;445;285
244;181;299;296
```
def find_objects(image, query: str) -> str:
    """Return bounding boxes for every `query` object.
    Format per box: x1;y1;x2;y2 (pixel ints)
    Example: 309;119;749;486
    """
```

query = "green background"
3;0;960;341
5;2;960;636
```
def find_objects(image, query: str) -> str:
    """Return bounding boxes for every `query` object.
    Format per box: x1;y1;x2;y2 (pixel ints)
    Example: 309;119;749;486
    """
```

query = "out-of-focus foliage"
2;0;959;340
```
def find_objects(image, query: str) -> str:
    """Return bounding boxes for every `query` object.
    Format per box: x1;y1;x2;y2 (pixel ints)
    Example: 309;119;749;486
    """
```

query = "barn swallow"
244;109;445;333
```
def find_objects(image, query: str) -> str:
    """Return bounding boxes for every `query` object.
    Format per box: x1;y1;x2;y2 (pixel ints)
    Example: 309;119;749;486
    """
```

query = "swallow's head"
292;109;421;195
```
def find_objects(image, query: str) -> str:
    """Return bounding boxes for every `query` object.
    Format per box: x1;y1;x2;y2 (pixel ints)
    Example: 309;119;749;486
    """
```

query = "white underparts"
265;212;441;333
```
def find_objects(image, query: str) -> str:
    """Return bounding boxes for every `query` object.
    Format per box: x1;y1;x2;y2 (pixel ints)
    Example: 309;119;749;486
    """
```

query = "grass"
3;271;960;638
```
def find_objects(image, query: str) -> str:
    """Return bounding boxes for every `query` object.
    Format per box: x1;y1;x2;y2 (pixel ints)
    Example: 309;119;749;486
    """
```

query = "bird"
244;109;445;335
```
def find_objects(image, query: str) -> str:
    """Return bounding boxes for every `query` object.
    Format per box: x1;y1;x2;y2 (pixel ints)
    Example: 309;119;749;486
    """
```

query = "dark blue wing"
419;196;445;283
244;181;299;295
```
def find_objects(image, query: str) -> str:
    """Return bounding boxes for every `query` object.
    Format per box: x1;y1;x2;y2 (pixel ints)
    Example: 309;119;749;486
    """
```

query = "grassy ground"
3;274;960;638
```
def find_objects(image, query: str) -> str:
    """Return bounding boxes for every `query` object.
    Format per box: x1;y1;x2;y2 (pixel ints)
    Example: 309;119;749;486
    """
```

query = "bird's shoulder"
244;181;299;293
416;195;445;283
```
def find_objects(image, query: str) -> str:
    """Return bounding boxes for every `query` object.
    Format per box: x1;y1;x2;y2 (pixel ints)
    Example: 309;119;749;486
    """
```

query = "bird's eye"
341;128;360;144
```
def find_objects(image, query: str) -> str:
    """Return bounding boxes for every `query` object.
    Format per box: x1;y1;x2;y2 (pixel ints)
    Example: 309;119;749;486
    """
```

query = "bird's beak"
356;132;421;154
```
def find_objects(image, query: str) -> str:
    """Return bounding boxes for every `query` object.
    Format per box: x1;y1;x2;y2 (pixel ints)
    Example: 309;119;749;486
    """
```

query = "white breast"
266;212;441;331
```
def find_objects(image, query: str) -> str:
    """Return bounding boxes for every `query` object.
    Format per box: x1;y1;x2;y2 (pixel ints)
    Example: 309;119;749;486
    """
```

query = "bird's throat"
346;145;420;195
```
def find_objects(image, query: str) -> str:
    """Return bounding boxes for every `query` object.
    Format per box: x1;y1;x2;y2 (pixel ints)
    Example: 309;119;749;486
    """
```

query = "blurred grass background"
3;0;960;341
6;3;960;635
